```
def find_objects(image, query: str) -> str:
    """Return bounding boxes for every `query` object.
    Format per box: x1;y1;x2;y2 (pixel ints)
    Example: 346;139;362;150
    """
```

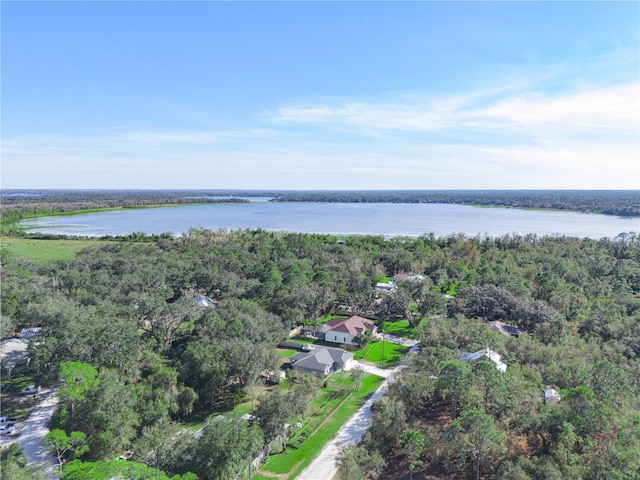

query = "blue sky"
2;1;638;190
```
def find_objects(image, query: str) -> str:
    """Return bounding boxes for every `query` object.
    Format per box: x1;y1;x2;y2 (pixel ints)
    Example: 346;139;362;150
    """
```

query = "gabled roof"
461;348;508;372
291;347;354;372
488;321;522;337
319;316;376;336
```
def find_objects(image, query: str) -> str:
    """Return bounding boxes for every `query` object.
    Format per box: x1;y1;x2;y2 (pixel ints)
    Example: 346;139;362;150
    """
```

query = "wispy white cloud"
271;83;639;136
3;78;638;189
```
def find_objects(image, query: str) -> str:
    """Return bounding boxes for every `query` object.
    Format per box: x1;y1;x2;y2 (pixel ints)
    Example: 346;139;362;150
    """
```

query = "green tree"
451;409;505;480
365;397;407;455
57;362;99;431
336;444;386;480
189;415;264;480
62;459;197;480
44;429;89;475
400;429;425;480
255;389;304;452
437;360;473;419
0;444;46;480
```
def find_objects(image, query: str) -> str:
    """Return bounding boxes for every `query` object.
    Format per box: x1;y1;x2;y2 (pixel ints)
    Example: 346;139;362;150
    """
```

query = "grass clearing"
1;237;112;264
353;341;409;368
256;372;384;479
0;373;39;421
382;319;414;338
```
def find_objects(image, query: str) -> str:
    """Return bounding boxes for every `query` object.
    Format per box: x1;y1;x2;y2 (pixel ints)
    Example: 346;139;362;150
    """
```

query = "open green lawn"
382;319;415;338
311;314;348;324
255;372;384;479
1;237;111;264
277;348;298;357
353;341;409;368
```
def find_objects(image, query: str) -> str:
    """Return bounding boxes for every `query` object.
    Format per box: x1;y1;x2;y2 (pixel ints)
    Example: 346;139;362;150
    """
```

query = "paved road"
296;364;402;480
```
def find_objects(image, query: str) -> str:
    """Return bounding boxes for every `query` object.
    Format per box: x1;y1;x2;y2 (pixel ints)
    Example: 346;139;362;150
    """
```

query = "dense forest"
2;190;638;233
1;228;640;479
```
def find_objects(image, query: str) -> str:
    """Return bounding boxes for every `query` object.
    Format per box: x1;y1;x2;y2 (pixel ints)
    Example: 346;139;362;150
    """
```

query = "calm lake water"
19;202;639;239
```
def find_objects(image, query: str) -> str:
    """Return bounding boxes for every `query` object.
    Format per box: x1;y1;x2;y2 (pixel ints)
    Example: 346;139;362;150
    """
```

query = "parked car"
0;425;20;436
21;385;39;395
0;417;17;426
301;344;316;352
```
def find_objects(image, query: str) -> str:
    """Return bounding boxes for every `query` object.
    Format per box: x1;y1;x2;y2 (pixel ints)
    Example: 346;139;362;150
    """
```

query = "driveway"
0;385;60;478
377;333;419;347
0;338;30;370
1;338;60;479
296;364;401;480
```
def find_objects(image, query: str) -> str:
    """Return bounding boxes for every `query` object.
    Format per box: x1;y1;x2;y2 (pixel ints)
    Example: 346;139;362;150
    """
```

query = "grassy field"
1;237;111;264
254;372;384;480
353;340;410;367
382;319;415;338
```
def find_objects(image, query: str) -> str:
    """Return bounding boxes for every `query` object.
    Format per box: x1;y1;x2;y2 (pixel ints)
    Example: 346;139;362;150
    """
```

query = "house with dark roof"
318;316;377;345
290;347;354;378
488;321;522;337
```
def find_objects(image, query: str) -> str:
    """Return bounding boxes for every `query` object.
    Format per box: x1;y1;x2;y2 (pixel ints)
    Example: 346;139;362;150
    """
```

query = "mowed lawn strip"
257;373;384;479
1;238;112;264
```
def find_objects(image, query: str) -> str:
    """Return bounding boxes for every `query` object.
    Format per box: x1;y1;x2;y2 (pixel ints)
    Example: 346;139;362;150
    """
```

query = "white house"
461;347;508;372
318;316;377;345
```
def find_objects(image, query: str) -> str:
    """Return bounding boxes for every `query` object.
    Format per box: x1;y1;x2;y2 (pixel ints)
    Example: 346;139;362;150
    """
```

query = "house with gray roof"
290;346;354;378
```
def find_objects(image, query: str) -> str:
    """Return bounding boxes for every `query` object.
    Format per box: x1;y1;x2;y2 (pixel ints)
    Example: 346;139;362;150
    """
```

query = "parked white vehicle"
21;385;39;395
0;425;20;436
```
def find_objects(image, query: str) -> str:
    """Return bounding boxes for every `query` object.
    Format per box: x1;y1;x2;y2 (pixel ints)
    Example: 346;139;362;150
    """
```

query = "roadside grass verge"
1;238;111;264
256;372;384;479
353;341;409;368
0;373;39;421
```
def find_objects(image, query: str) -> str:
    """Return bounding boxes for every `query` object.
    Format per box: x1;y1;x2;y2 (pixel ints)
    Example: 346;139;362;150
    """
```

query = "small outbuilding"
544;387;561;405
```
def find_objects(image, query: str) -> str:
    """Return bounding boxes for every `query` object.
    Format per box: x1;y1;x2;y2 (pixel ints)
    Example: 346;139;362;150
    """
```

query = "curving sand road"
0;385;60;478
296;364;402;480
1;339;60;478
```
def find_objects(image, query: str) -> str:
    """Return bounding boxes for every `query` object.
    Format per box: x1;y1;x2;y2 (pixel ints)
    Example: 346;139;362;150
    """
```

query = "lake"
18;202;639;239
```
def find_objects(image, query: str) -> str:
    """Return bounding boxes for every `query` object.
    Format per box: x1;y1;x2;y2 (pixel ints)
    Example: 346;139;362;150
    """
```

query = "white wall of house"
326;332;355;345
343;358;355;371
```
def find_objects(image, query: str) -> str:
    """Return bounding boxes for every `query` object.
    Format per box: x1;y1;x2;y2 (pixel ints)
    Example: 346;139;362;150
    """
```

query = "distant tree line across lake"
2;189;638;233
